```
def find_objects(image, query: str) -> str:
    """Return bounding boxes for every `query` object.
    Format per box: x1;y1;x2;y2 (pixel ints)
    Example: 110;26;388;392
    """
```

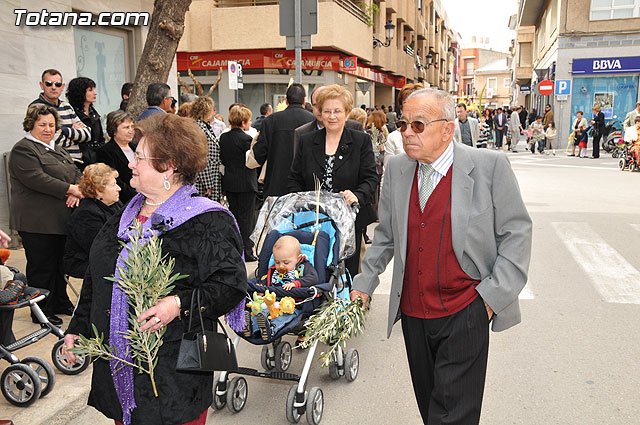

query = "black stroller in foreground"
213;192;361;424
0;274;90;407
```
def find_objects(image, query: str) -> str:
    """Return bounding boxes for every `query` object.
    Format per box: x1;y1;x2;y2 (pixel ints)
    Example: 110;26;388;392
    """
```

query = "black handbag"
176;290;238;372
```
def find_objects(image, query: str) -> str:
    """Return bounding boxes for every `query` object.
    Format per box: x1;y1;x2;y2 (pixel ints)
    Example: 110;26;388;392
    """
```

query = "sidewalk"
0;248;95;425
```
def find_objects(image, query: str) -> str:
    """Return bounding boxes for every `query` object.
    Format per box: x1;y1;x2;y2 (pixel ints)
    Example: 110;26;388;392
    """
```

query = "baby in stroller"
244;235;319;341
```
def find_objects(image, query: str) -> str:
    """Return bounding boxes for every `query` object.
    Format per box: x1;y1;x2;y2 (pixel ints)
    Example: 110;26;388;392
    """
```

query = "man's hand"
350;289;370;309
340;190;358;205
485;302;494;320
0;229;11;248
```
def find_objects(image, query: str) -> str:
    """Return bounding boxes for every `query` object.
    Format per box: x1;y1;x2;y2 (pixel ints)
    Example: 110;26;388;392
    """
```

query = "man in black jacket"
252;102;273;132
253;84;314;197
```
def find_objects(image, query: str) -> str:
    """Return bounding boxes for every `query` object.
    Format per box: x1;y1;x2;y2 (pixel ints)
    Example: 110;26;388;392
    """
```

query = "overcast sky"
442;0;518;52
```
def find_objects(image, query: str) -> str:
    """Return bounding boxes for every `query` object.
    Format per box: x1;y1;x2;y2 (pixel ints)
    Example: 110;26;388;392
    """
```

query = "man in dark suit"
253;84;314;197
493;107;507;149
293;85;364;157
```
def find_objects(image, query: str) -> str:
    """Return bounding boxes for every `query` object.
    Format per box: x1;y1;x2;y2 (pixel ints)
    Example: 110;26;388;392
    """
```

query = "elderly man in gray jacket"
509;105;524;152
351;88;532;424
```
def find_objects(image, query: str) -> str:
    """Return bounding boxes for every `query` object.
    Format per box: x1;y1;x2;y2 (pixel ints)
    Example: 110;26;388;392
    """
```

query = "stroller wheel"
226;376;248;413
612;151;618;158
212;376;227;410
51;339;91;375
261;345;275;371
328;361;341;380
619;158;627;170
306;387;324;425
1;363;42;407
20;356;56;397
344;348;359;382
286;384;302;424
275;341;292;372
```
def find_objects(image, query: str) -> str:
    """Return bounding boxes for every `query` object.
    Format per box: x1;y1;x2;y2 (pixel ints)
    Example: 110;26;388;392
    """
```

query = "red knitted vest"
400;165;479;319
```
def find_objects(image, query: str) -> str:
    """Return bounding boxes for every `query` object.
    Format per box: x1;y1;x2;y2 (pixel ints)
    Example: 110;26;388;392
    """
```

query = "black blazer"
253;104;314;196
288;127;379;228
63;197;122;278
493;113;507;130
219;128;258;193
95;140;137;204
592;111;605;135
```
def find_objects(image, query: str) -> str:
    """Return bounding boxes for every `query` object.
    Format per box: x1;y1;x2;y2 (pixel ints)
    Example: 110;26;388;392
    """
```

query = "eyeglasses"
396;118;448;133
44;81;63;88
322;109;345;116
133;151;159;164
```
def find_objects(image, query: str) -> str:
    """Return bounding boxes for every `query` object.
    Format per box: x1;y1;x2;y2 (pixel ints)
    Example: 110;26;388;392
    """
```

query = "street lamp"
373;20;396;48
425;50;434;68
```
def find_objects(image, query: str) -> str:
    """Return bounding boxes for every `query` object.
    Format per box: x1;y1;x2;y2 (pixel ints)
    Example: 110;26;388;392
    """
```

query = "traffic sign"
228;61;238;90
555;79;571;96
538;79;554;96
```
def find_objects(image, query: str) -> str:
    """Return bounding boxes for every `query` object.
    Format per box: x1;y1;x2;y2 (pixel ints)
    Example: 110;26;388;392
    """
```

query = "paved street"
3;149;640;425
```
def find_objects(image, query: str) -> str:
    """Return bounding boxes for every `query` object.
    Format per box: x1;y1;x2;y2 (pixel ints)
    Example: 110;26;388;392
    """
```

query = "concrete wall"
475;71;512;108
562;0;640;34
0;0;163;234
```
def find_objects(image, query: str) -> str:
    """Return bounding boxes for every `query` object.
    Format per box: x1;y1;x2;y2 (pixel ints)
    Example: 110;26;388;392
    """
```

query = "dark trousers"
18;231;72;315
345;227;364;277
226;191;256;256
0;310;15;345
495;129;505;148
401;296;490;425
592;134;602;158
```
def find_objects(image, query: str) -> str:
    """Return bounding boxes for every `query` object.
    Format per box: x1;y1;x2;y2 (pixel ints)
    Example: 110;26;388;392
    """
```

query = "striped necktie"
419;163;435;211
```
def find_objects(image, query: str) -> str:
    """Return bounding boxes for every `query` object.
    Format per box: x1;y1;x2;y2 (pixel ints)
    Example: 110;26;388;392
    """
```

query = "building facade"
0;0;159;234
515;0;640;147
177;0;460;116
474;59;513;109
457;42;511;104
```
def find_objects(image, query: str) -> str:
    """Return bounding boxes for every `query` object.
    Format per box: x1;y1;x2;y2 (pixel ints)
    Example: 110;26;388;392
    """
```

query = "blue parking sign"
555;79;572;95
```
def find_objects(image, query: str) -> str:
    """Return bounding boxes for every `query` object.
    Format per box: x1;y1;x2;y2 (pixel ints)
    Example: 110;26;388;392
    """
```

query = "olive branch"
70;221;187;397
301;297;369;367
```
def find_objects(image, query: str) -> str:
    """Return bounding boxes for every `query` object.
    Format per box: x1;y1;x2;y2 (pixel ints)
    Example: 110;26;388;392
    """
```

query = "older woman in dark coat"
289;84;378;275
9;104;82;325
64;114;246;425
63;163;122;279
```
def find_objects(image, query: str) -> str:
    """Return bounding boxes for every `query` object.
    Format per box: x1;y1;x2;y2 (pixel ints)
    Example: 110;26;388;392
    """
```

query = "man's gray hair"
406;88;456;121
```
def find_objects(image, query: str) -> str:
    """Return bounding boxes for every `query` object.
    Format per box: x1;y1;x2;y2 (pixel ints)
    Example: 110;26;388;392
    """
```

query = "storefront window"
571;75;639;123
74;27;130;116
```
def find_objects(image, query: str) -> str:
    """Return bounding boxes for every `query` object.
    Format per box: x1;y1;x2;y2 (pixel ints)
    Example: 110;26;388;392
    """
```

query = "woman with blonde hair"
219;105;258;261
348;108;367;130
289;84;378;275
190;96;222;201
590;104;605;159
64;163;122;278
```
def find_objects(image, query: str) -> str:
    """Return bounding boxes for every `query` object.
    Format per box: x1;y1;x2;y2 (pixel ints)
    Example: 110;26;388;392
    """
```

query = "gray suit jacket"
352;142;532;337
453;117;480;147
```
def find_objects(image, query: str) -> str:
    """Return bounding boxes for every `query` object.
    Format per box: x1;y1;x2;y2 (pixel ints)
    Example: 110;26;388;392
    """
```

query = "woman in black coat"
288;84;378;276
64;163;123;279
219;105;258;261
96;110;137;204
64;114;246;425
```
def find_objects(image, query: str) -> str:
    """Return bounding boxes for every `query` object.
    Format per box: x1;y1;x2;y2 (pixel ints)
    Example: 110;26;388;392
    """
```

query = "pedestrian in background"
543;104;554;129
545;121;557;155
493;107;507;150
190;96;222;202
252;103;272;132
351;88;532;424
66;77;105;166
590;104;605;159
570;111;588;157
623;102;640;129
509;106;523;152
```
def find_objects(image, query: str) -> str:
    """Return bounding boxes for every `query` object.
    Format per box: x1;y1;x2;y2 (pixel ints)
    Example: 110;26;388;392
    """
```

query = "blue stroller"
213;191;361;424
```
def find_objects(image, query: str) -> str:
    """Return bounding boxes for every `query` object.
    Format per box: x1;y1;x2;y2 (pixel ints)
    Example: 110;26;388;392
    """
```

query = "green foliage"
70;221;187;397
361;1;380;27
301;297;368;367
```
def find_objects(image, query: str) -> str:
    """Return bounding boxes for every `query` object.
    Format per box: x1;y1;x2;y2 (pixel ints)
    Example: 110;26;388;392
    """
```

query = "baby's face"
274;247;299;274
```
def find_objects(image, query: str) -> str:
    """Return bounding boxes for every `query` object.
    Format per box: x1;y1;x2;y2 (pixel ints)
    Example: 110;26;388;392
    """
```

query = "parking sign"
555;79;571;96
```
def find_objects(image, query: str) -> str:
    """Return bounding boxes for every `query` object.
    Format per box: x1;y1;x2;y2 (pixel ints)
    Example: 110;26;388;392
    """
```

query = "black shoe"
32;314;63;326
245;253;258;262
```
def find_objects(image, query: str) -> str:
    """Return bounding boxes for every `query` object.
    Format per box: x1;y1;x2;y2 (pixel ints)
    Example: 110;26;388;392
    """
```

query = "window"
590;0;640;20
550;0;558;33
487;78;498;91
465;61;474;75
504;78;511;88
465;82;474;96
536;11;546;53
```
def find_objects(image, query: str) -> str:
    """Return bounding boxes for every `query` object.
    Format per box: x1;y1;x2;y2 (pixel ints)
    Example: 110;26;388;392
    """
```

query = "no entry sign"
538;79;554;96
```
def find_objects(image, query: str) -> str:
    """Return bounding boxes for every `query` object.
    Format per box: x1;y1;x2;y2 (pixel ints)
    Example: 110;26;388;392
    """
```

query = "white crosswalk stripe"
552;222;640;304
631;224;640;232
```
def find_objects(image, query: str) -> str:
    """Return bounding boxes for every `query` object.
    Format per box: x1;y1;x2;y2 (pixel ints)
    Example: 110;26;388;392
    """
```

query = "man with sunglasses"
30;69;91;165
351;88;532;424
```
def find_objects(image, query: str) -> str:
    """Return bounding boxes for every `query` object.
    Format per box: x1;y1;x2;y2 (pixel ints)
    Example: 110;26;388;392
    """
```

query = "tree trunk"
127;0;193;120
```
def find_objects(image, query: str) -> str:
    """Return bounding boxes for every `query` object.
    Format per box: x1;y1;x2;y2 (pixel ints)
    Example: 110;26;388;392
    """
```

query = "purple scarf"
109;184;245;425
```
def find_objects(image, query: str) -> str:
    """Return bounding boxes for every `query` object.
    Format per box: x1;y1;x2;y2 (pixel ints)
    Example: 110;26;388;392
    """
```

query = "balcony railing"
331;0;368;25
212;0;278;7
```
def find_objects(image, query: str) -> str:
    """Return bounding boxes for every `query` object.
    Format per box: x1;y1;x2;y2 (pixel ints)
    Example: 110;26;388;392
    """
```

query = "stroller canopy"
250;191;357;261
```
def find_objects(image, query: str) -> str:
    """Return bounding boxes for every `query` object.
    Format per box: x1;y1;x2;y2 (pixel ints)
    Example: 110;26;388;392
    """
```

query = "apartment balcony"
518;0;545;26
515;64;533;84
